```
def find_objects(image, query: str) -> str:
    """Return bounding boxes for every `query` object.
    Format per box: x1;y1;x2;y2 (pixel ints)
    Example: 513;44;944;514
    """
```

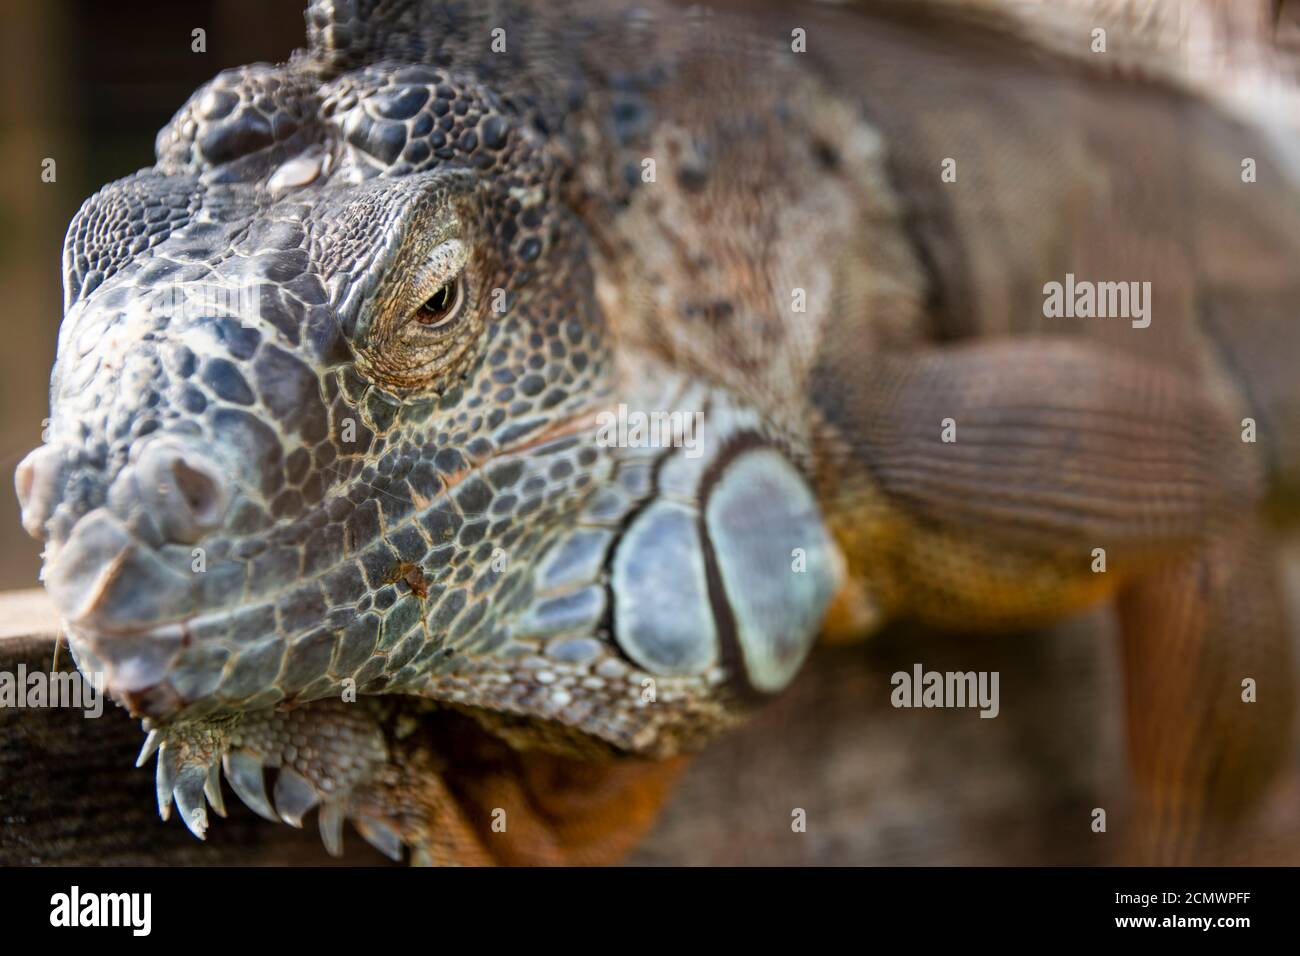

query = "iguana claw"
141;700;398;858
222;750;278;823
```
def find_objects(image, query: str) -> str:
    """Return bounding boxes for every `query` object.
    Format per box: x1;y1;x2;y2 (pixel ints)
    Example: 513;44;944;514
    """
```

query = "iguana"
13;0;1300;865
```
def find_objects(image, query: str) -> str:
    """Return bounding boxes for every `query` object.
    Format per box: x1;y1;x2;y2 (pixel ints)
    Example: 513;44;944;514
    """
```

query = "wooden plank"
0;588;61;640
0;614;390;865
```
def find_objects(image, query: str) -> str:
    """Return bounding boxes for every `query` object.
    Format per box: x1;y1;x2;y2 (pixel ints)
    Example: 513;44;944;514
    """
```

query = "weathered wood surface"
3;587;1299;865
0;594;390;865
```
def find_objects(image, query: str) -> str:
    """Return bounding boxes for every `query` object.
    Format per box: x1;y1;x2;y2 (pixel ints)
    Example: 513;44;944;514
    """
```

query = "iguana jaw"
41;380;843;751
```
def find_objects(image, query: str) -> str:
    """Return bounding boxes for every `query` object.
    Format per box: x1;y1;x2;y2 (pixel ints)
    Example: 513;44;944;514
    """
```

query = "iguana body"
14;0;1300;864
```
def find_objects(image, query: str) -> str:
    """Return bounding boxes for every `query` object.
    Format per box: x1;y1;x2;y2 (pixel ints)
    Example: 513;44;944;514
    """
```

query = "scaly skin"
13;0;1300;864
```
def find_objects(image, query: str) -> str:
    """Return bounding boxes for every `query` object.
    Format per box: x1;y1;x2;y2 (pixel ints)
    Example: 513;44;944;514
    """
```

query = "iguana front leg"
142;699;688;865
142;699;482;863
814;337;1295;861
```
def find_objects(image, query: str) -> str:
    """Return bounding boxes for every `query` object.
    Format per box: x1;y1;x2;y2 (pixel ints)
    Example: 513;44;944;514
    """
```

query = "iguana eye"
412;277;463;329
349;212;482;392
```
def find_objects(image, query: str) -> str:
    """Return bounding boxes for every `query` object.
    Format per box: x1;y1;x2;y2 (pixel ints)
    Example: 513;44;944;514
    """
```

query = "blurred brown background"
0;0;306;592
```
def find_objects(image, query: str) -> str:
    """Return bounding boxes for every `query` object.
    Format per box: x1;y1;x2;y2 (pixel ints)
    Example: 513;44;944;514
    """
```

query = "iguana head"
14;0;840;756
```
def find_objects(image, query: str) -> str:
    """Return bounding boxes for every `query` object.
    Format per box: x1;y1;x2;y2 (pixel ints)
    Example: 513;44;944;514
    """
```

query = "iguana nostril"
171;458;223;525
134;442;231;544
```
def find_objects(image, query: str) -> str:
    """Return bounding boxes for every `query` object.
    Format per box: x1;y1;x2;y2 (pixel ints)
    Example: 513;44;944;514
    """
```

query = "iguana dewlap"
13;0;1300;864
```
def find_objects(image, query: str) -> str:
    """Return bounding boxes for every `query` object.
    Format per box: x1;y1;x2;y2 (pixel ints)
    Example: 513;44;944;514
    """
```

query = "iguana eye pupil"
414;278;461;328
